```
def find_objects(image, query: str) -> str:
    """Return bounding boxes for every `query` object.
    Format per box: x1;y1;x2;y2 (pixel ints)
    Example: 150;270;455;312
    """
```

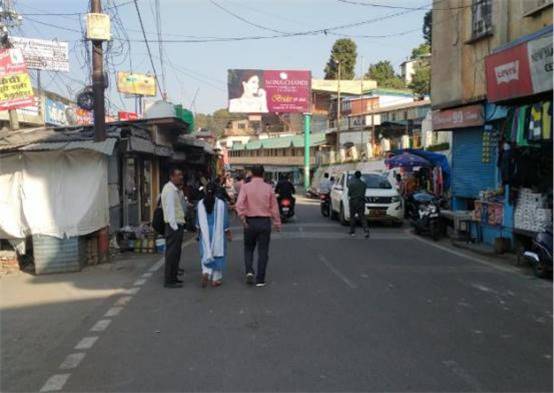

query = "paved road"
5;197;553;392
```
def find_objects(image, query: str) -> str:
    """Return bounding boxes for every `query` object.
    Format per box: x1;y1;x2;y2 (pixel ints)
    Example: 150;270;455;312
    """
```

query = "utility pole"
0;0;21;130
91;0;106;142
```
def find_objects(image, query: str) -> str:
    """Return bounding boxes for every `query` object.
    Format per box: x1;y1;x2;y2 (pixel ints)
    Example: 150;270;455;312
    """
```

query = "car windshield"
348;174;392;189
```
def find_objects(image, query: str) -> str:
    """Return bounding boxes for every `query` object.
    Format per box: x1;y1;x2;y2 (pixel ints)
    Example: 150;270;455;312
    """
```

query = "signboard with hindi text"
228;69;311;113
117;72;157;96
0;48;34;111
10;37;69;72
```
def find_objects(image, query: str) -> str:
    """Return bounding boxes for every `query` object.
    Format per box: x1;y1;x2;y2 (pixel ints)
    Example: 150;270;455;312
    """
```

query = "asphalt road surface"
5;197;553;392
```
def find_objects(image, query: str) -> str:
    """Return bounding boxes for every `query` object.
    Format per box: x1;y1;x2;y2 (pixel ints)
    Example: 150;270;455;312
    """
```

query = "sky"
13;0;430;114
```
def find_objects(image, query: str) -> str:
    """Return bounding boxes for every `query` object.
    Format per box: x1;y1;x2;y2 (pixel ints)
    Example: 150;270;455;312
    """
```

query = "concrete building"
400;53;431;85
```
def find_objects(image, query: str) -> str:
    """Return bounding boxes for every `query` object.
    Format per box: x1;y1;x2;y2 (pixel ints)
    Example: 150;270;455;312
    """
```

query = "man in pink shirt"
235;165;281;287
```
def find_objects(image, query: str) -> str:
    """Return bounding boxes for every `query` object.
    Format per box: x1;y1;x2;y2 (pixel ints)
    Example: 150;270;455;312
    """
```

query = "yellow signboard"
311;79;377;95
116;72;157;97
86;13;111;41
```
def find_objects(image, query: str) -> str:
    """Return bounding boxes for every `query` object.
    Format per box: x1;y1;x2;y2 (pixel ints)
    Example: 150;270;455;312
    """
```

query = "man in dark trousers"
348;171;369;238
275;174;296;215
236;165;282;287
161;167;186;288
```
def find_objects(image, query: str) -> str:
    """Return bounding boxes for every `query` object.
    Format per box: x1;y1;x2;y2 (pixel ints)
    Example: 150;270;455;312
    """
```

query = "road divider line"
114;296;133;306
124;287;141;295
104;306;124;317
40;374;71;392
59;353;86;370
133;279;146;286
74;336;98;350
318;254;357;289
90;319;111;332
142;272;153;278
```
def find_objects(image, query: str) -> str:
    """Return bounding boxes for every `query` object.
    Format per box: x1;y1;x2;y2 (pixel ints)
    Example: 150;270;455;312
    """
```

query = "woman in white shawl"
196;182;232;288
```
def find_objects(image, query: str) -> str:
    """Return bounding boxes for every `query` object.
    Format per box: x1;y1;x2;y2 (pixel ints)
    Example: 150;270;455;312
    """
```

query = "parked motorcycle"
279;197;295;223
523;226;553;278
320;193;331;217
406;191;443;241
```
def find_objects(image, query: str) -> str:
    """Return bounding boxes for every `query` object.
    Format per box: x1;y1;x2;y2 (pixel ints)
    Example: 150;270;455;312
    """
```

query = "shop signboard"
117;72;157;96
432;104;484;130
228;69;311;113
485;30;553;102
0;48;34;111
118;111;139;121
44;97;93;126
10;37;69;72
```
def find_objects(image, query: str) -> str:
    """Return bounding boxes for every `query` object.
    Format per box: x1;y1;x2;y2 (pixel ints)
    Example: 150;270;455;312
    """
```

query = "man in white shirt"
319;173;333;194
161;167;186;288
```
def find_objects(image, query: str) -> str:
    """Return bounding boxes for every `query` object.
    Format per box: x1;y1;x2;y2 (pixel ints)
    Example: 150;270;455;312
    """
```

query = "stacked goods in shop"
514;188;552;232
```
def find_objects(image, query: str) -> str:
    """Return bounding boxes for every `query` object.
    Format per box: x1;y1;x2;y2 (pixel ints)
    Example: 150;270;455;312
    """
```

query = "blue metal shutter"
451;128;496;198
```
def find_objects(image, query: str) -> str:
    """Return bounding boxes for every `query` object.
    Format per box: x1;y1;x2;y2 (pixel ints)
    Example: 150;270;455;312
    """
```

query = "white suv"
330;171;403;225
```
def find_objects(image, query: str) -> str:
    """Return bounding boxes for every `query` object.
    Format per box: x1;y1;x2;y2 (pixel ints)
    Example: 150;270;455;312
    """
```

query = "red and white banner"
0;48;35;111
118;111;139;121
486;31;553;102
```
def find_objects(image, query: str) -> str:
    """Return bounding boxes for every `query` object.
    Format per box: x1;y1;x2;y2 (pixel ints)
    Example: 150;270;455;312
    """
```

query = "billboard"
10;37;69;72
0;48;34;111
44;97;93;126
117;72;157;96
228;69;311;113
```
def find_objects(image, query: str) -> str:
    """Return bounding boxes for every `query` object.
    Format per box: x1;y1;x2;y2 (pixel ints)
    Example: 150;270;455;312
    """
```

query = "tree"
410;43;431;60
423;10;432;46
324;39;357;80
194;108;245;137
365;60;405;89
409;61;431;97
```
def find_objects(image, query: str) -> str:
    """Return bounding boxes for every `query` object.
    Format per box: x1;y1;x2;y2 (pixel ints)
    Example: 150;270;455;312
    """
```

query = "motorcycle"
523;226;553;278
320;193;330;217
279;197;295;223
406;191;443;241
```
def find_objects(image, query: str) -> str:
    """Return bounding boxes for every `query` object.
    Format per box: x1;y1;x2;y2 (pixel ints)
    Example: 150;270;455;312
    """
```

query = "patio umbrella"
385;152;432;169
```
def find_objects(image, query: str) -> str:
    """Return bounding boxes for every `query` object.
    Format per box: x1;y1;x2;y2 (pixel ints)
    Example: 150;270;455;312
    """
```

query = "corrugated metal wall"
452;128;496;199
33;235;85;274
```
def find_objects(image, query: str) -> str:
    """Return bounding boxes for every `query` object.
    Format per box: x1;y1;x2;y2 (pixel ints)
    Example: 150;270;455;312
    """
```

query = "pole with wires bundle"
91;0;106;142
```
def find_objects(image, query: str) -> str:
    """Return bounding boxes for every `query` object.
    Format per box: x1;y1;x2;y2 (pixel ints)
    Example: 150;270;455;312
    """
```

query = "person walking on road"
235;165;281;287
161;167;186;288
348;171;370;238
196;182;232;288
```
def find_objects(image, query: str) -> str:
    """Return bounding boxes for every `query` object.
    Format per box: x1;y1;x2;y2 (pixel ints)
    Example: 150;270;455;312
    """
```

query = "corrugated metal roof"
240;133;327;150
20;138;117;155
245;140;262;150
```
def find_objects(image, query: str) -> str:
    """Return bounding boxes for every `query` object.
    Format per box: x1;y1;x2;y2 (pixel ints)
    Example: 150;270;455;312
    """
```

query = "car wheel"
340;204;348;226
533;259;550;279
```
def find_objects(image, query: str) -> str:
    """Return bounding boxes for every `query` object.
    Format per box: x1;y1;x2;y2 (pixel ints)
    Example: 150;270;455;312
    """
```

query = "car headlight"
425;205;437;214
391;196;401;203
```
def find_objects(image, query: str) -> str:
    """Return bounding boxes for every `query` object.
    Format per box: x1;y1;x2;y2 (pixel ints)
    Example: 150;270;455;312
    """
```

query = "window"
238;123;246;130
471;0;492;40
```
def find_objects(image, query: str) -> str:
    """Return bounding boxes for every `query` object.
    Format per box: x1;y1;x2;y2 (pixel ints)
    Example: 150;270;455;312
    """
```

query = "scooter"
320;193;331;217
279;197;295;223
523;226;553;278
406;191;443;241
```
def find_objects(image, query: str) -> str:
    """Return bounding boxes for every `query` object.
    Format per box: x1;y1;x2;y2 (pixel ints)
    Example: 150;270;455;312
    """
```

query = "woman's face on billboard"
242;75;260;96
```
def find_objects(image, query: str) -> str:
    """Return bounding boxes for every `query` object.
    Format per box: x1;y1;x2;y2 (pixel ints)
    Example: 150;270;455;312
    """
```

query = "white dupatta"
198;198;225;265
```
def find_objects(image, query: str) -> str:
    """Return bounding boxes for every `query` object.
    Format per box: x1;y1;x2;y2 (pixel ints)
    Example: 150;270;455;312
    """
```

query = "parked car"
330;171;403;225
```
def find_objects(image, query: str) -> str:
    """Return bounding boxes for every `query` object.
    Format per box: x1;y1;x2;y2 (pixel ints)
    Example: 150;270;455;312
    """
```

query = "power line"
209;0;287;34
132;0;162;98
153;0;166;98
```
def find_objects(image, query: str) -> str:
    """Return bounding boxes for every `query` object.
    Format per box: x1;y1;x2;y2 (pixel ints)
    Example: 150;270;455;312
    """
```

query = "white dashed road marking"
90;319;111;332
133;278;147;286
105;306;124;317
74;336;98;350
124;287;141;295
114;296;133;306
142;272;153;278
59;353;86;370
40;374;71;392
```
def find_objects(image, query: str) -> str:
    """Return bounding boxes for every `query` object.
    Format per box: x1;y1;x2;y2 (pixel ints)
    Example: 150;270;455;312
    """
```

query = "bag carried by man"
152;199;165;234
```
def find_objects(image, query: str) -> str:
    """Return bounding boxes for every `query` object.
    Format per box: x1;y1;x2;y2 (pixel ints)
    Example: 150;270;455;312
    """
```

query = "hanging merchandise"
542;101;552;140
528;102;543;141
516;105;530;146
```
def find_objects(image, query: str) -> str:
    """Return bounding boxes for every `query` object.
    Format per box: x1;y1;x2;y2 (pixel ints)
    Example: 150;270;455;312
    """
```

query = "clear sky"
13;0;430;114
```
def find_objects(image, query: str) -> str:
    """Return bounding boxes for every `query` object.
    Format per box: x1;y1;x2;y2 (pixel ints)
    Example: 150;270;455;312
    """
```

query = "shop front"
485;25;553;251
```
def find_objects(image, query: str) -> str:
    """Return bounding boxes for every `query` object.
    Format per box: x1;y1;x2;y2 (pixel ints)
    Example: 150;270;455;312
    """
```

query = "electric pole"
0;0;21;130
91;0;106;142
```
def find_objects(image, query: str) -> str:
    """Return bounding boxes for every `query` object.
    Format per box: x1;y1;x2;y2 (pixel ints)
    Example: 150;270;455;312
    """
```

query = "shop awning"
19;138;117;156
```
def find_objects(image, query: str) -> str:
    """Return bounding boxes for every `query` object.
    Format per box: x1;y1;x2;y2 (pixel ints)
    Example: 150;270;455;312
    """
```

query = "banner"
10;37;69;72
228;69;311;113
118;111;139;121
0;48;34;111
117;72;156;96
44;97;93;126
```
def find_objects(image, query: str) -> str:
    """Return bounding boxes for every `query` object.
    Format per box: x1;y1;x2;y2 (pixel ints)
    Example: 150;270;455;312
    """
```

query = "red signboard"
432;104;484;130
118;111;139;121
228;69;311;114
0;48;35;111
485;43;533;102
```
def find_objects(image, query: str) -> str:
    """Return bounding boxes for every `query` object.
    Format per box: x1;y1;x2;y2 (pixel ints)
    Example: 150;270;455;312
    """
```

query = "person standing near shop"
235;165;281;287
348;171;370;238
161;167;186;288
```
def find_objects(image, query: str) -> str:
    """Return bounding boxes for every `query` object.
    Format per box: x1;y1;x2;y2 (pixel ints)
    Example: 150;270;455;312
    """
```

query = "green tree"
423;10;432;46
324;39;357;80
365;60;405;89
408;61;431;97
194;108;245;137
410;43;431;60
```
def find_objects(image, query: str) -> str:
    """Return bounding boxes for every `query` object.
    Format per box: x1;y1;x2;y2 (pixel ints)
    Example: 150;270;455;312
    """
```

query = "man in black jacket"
348;171;369;238
275;174;296;215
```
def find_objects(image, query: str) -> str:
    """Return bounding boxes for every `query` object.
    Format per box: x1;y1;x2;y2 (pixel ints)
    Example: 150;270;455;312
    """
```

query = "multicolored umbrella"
385;152;432;169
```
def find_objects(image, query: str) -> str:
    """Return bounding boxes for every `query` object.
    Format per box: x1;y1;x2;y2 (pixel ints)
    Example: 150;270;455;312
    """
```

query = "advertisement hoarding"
228;69;311;113
0;48;34;111
10;37;69;72
118;111;139;121
117;72;157;96
44;97;93;126
432;104;484;130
